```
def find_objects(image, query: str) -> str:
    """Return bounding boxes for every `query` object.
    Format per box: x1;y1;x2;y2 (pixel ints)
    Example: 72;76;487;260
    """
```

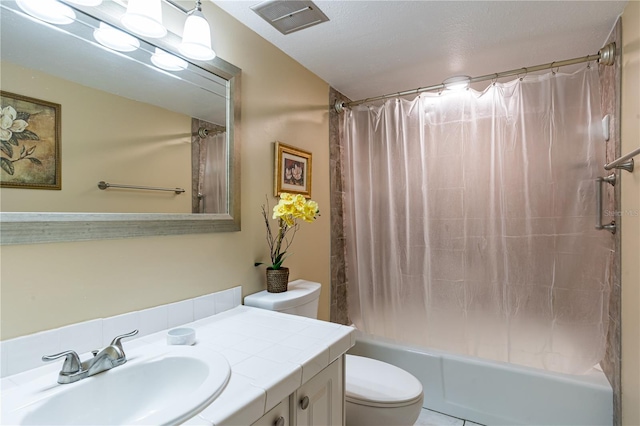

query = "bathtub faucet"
42;330;138;384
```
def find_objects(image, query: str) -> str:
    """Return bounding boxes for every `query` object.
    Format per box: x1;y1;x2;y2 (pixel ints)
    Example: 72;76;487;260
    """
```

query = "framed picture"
0;91;61;190
274;142;312;198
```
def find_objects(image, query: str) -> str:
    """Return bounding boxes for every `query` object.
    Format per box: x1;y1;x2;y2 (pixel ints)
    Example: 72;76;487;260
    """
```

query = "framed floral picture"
274;142;312;198
0;91;61;190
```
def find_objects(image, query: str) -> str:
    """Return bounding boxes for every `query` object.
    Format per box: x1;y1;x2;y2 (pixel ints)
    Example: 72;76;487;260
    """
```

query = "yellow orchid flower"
259;193;320;270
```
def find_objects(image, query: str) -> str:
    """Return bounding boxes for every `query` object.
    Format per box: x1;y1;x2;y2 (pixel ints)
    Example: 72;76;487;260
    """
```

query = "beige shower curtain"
343;67;613;374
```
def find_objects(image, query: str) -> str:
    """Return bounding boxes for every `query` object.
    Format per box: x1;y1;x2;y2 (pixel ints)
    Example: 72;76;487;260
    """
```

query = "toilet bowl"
244;279;424;426
345;354;423;426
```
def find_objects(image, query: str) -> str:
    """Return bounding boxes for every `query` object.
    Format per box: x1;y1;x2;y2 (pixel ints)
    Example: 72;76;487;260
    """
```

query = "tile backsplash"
0;286;242;378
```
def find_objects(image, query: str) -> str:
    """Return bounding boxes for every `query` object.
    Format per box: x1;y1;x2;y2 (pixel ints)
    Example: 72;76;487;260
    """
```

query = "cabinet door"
252;397;291;426
294;357;344;426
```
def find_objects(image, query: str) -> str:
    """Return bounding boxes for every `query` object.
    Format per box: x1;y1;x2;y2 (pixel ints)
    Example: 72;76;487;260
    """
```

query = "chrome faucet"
42;330;138;384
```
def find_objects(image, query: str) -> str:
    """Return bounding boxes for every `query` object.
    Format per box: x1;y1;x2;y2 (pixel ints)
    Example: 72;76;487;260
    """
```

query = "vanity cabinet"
252;397;291;426
293;356;344;426
0;305;354;426
251;357;344;426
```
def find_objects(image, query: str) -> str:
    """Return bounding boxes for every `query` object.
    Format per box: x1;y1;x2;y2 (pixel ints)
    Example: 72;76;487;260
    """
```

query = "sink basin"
1;345;230;425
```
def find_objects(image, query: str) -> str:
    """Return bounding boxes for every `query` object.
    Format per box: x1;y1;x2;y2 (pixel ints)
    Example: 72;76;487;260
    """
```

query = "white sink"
1;345;231;425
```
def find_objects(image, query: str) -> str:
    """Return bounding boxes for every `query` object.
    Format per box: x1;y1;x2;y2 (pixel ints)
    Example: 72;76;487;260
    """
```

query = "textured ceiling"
212;0;626;101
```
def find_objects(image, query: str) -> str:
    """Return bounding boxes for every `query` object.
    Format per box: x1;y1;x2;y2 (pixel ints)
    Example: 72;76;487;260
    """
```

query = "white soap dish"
167;327;196;345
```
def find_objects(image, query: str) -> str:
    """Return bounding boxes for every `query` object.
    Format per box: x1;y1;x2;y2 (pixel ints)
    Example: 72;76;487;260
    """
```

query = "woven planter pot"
266;267;289;293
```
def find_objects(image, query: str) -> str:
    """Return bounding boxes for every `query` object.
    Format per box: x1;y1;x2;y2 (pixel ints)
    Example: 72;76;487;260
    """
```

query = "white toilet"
244;279;424;426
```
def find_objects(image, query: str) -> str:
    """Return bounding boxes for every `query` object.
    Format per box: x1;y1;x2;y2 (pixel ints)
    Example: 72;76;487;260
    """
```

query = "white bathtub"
348;331;612;426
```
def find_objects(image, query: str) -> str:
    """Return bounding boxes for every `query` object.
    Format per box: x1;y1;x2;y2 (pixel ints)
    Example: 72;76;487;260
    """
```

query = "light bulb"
179;10;215;61
121;0;167;39
443;75;471;91
151;48;188;71
16;0;76;25
93;22;140;52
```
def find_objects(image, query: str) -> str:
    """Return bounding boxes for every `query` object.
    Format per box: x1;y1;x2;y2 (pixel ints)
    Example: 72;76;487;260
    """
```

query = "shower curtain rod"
334;42;616;113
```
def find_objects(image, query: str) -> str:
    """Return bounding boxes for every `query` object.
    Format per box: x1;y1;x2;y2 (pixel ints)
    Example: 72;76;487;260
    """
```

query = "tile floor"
414;408;484;426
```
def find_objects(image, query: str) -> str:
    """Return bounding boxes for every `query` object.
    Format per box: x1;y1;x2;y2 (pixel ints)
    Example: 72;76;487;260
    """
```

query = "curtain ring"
519;67;528;81
551;62;556;75
489;73;498;87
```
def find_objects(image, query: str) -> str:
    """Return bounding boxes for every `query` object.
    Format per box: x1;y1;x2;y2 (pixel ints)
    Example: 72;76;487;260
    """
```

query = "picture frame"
274;142;312;198
0;91;61;190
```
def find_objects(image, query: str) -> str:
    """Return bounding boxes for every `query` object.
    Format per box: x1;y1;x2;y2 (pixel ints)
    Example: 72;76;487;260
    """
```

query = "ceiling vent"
251;0;329;35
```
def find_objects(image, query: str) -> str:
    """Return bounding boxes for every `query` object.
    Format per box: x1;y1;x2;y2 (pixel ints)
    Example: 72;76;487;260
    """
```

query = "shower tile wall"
598;18;622;426
329;87;351;325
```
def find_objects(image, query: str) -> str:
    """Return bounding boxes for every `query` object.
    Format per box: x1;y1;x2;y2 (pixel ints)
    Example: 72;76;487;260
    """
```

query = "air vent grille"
251;0;329;35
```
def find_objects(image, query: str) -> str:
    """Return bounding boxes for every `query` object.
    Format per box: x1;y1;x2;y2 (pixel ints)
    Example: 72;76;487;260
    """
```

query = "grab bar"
97;181;185;194
604;146;640;171
595;174;616;234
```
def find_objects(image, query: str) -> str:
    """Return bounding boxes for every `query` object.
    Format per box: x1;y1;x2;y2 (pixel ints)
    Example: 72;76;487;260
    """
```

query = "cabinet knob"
274;416;285;426
300;396;310;410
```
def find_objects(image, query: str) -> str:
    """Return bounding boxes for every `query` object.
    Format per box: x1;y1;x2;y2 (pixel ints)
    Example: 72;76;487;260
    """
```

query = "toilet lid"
345;355;423;407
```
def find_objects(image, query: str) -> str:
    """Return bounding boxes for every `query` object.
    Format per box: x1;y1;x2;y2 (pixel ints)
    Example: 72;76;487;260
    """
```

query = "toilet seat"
345;355;423;408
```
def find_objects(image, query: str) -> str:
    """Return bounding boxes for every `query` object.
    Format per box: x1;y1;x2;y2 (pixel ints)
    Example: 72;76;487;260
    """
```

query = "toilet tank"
243;279;321;319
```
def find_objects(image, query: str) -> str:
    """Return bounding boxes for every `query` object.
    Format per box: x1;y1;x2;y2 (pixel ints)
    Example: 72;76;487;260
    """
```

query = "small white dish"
167;327;196;346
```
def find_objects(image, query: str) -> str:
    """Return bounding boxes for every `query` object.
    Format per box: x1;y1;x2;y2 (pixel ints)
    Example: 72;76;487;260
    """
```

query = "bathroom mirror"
0;1;241;244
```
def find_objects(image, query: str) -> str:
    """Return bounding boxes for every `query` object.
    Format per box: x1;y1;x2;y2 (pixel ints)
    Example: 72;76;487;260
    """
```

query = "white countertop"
1;306;355;426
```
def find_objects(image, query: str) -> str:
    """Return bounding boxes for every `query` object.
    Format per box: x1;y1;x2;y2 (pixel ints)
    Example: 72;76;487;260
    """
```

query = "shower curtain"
343;67;613;374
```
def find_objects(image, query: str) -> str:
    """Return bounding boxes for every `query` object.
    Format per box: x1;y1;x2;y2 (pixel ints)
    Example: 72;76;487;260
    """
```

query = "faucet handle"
109;329;139;353
42;350;82;374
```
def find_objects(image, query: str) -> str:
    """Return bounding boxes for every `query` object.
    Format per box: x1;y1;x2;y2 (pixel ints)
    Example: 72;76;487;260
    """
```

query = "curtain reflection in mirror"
192;120;227;214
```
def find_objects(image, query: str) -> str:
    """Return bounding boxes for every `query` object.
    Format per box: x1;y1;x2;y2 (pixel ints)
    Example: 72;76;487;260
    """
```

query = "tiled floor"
414;408;484;426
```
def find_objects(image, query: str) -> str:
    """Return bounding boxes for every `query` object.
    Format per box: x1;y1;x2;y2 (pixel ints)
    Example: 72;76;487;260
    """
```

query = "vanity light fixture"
76;0;216;61
65;0;103;6
179;0;216;61
150;47;188;71
16;0;76;25
121;0;167;39
443;75;472;91
93;22;140;52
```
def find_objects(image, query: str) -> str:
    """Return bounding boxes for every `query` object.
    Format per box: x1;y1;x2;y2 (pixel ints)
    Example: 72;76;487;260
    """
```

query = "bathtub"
348;331;613;426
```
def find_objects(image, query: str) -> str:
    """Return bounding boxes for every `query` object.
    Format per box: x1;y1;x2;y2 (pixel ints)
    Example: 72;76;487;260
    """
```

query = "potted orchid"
257;193;319;292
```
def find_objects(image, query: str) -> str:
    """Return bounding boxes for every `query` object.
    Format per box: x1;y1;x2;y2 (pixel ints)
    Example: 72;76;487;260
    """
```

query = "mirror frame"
0;1;241;245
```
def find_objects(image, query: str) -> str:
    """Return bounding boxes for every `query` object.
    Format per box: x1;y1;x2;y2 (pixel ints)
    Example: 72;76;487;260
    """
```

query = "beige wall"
621;1;640;425
0;62;192;213
0;2;330;339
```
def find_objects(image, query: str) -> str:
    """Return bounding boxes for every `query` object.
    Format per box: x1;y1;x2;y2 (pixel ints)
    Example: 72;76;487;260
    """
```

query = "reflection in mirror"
0;0;241;244
192;119;227;214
